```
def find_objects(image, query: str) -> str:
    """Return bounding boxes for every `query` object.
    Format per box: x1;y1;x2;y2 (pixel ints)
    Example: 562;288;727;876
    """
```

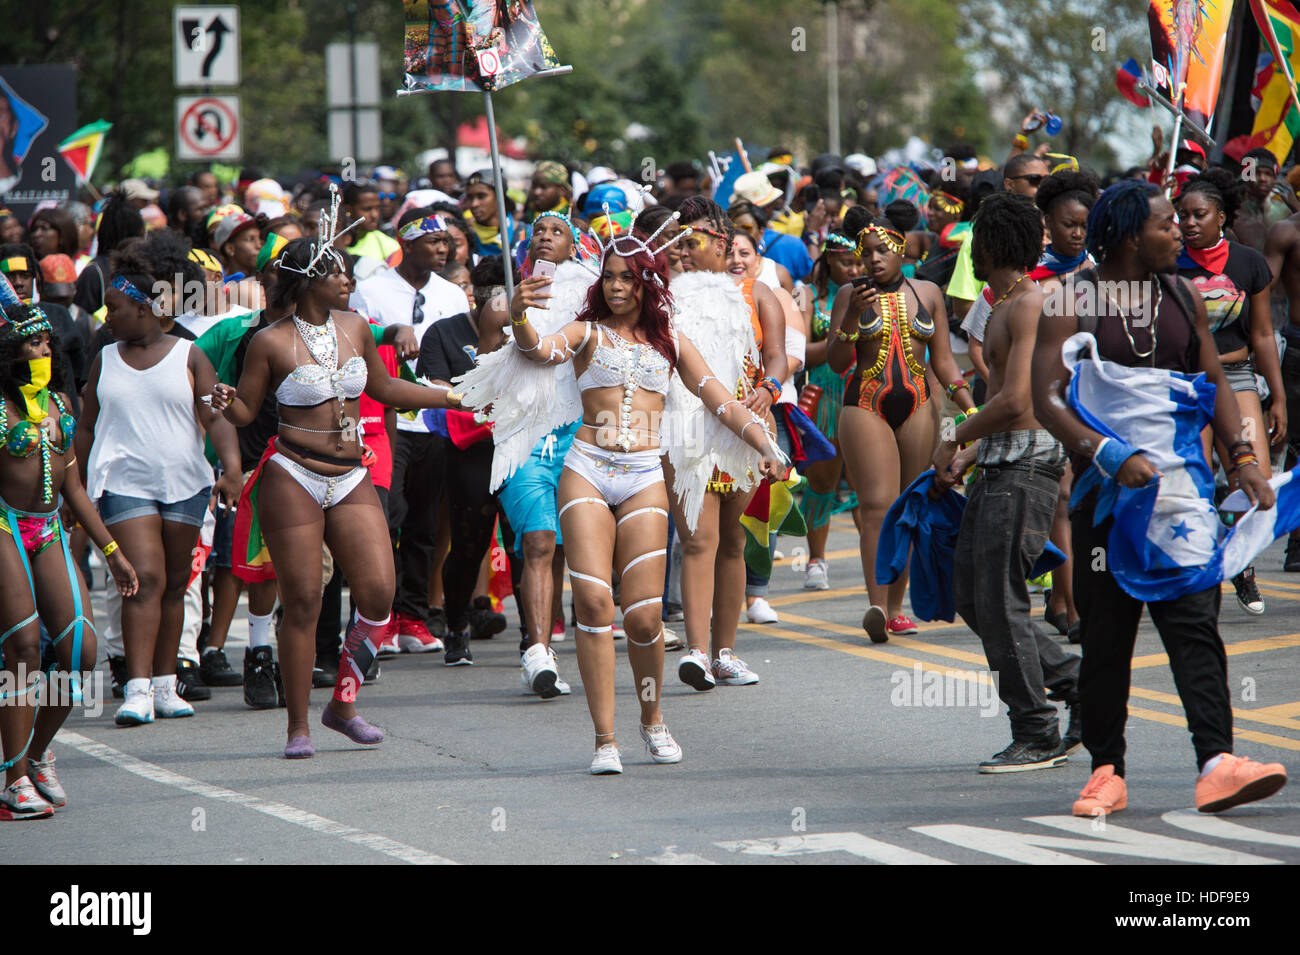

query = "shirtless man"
932;192;1080;773
1265;208;1300;568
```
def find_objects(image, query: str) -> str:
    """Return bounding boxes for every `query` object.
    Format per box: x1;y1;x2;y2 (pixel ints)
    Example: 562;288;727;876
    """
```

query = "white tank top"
88;340;213;504
758;257;781;291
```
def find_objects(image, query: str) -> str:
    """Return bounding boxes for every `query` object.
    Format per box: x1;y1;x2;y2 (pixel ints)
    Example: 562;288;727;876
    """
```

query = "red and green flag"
741;475;808;579
1246;0;1300;163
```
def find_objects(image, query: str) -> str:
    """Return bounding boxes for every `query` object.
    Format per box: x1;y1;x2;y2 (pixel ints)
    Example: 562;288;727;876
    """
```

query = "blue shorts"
98;488;212;528
498;423;579;555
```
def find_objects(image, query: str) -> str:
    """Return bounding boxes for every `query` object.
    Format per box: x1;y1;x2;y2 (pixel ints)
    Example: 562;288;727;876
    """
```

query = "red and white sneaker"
551;619;567;643
395;613;442;654
0;776;54;821
887;614;919;636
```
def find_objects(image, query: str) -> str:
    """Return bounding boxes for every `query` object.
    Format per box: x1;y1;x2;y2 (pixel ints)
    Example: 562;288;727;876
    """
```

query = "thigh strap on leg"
558;496;610;520
0;502;39;650
624;595;662;616
575;622;613;634
616;506;668;527
55;520;89;703
570;570;613;595
622;548;666;577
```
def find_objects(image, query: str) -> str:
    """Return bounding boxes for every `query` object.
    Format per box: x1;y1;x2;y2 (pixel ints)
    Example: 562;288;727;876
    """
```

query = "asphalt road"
11;513;1300;865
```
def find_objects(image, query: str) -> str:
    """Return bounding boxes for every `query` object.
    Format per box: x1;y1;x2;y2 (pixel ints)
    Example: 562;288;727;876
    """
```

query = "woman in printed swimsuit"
829;216;973;643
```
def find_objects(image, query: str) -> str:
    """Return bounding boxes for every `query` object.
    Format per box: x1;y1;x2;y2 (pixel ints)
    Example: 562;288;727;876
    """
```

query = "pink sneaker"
887;614;919;636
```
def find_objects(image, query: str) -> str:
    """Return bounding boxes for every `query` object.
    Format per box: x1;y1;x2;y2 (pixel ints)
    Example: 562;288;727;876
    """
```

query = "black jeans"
1071;499;1232;776
955;465;1079;741
442;440;499;633
1282;330;1300;461
388;432;446;623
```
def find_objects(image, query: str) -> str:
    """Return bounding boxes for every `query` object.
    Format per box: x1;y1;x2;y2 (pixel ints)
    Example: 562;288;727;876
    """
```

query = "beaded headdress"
856;224;906;258
0;304;53;338
580;193;692;284
280;183;362;278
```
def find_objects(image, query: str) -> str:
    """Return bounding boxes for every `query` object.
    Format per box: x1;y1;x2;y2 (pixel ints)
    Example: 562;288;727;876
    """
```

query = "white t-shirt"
351;268;471;433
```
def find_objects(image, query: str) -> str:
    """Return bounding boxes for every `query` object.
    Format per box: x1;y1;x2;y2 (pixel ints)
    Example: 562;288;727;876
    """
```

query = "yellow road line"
1131;633;1300;670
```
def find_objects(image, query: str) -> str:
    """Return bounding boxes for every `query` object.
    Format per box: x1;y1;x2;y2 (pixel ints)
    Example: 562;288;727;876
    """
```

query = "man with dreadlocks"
1031;179;1287;817
933;193;1081;774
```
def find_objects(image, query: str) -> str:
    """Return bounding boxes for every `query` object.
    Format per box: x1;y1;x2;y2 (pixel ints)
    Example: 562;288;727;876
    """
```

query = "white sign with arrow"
174;5;240;87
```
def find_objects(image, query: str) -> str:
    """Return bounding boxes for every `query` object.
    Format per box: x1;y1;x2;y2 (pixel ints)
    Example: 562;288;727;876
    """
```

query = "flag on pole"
1063;332;1300;602
56;120;112;183
401;0;567;93
1116;58;1151;107
1245;0;1300;163
1147;1;1237;128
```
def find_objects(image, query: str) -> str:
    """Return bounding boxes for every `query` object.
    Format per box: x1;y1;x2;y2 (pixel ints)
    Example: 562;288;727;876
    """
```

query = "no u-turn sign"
176;95;242;161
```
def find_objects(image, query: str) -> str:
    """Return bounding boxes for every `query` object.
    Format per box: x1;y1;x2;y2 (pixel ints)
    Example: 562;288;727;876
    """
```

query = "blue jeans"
954;465;1079;741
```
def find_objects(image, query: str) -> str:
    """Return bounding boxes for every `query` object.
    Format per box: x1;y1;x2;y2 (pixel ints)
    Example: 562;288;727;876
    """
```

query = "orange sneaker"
1194;754;1287;814
1072;764;1127;817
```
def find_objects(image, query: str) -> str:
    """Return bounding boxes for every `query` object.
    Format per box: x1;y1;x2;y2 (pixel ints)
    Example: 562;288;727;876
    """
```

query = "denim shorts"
98;487;212;528
208;504;236;569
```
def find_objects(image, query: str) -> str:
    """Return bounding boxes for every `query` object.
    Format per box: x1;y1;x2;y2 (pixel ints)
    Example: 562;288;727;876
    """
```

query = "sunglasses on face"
378;192;397;201
1008;174;1046;187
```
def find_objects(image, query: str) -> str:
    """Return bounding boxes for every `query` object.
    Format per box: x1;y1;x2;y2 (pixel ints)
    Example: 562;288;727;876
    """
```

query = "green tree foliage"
959;0;1149;168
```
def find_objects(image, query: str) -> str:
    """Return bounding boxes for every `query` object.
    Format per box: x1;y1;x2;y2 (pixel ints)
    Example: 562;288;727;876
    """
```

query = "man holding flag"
1031;180;1287;817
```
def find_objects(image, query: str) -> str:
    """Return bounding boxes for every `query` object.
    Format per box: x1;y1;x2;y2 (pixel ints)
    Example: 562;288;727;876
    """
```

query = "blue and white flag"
1064;332;1300;602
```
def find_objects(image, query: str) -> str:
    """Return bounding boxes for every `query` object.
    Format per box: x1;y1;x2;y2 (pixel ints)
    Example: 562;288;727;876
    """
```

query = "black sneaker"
468;596;506;639
1062;701;1082;755
428;607;449;640
197;620;211;654
243;646;278;709
978;738;1068;774
363;655;380;684
312;654;339;689
199;647;242;687
1232;566;1265;615
1286;531;1300;572
273;662;287;707
108;654;127;699
1066;621;1081;645
175;659;211;702
444;630;474;666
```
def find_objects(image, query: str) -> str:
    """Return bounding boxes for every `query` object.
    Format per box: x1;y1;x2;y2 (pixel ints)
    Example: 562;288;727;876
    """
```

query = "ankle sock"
1200;753;1226;778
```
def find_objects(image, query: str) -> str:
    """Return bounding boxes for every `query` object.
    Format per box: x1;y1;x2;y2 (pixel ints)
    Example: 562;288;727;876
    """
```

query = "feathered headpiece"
280;183;362;278
578;190;693;285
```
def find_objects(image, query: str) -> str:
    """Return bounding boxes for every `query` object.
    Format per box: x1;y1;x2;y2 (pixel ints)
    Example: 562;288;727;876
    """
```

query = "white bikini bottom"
270;453;369;509
559;439;663;509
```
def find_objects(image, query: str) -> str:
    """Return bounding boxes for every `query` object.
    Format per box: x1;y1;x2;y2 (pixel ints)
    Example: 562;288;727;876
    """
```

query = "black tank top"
1072;268;1199;373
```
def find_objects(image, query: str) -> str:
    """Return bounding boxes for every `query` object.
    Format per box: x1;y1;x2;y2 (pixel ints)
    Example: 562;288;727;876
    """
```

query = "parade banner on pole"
401;0;566;93
1147;0;1237;130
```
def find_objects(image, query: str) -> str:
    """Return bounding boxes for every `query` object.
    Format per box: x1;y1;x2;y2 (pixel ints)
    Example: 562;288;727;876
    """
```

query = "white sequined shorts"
560;439;663;510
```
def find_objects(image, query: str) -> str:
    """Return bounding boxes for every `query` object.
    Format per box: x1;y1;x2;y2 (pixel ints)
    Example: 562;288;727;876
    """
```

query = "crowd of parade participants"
0;122;1290;818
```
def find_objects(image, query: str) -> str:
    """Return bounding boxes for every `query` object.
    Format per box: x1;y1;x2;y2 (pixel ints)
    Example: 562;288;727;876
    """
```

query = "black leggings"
442;441;500;633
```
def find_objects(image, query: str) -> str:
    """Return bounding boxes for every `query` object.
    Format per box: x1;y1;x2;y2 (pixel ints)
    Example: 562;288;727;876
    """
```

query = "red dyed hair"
579;238;677;365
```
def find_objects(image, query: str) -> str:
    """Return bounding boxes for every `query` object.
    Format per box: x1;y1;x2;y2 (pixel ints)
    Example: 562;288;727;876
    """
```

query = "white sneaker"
712;648;760;686
678;648;716;691
521;642;562;700
0;776;53;820
611;623;625;640
114;678;155;725
804;559;830;590
590;744;623;775
639;722;683;763
662;627;684;651
29;750;66;808
152;675;195;719
746;597;779;624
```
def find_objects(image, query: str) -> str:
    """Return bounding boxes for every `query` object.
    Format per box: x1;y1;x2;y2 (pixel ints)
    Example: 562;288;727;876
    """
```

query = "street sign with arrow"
174;5;240;87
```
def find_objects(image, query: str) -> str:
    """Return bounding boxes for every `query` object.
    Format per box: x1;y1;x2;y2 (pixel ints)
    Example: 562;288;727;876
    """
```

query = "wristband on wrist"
1093;437;1140;478
834;328;859;343
944;378;968;400
758;376;781;400
102;540;119;558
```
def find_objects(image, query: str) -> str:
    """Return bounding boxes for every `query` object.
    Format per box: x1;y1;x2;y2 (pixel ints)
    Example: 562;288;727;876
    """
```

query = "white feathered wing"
454;260;595;491
663;271;773;531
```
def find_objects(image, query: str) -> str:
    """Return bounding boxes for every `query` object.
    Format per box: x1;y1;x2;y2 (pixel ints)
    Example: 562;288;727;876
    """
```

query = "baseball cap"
732;170;783;208
208;205;257;249
39;254;77;297
1179;139;1207;159
121;178;160;202
532;160;569;186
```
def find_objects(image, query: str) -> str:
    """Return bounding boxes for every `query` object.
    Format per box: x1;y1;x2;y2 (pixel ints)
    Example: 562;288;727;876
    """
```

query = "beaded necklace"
0;391;74;504
292;314;352;439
